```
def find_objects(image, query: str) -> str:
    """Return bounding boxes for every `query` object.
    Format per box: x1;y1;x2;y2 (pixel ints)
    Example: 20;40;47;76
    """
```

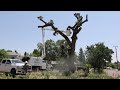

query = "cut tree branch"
82;19;88;24
39;18;47;24
82;14;88;24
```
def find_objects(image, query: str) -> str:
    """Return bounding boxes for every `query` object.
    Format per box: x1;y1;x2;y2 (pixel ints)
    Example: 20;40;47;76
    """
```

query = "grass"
0;70;115;79
85;72;115;79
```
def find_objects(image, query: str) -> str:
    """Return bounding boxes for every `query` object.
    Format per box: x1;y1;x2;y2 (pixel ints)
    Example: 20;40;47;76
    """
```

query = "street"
104;69;120;78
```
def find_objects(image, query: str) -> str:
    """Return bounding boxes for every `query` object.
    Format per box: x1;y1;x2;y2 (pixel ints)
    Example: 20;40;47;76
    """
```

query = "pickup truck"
0;59;32;76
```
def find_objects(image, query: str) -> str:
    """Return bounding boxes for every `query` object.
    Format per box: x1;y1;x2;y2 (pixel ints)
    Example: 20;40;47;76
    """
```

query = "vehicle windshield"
12;59;23;63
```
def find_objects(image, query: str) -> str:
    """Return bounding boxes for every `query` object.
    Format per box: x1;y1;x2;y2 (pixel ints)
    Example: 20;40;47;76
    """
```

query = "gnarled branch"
40;19;47;24
37;16;47;24
38;18;72;47
67;14;88;31
82;14;88;24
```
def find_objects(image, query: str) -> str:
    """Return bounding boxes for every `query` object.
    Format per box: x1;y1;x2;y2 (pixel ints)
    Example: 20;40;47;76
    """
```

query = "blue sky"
0;11;120;62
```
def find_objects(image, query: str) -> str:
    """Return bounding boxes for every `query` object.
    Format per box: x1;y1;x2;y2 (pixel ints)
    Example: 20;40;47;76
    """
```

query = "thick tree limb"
38;23;51;28
77;27;82;34
38;19;72;47
50;24;72;47
67;26;74;30
57;30;71;46
74;27;82;35
41;19;47;24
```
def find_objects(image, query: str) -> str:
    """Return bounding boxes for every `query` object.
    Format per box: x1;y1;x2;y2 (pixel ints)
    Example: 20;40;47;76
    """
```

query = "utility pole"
113;46;119;69
37;16;46;59
41;28;46;58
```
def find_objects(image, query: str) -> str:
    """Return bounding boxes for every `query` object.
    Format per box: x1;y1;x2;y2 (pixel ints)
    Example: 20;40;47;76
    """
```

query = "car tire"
10;68;16;78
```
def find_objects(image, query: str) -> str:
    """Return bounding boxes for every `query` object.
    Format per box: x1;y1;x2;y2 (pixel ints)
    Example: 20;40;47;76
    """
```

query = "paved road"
104;69;120;78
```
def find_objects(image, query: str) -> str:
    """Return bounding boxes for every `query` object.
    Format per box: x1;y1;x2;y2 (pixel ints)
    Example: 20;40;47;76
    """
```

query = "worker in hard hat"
23;61;29;74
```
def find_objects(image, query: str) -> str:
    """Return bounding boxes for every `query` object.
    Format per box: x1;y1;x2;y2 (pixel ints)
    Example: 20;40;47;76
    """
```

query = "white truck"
28;57;47;70
0;59;32;76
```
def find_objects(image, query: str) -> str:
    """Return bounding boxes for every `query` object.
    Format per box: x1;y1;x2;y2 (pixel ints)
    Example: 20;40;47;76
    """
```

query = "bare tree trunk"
66;33;77;73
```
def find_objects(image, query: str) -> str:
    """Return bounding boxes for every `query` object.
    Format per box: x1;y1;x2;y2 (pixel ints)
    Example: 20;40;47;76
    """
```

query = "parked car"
0;59;32;77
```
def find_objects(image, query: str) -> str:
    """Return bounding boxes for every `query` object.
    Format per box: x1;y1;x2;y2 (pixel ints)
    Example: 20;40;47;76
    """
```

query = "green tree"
32;49;40;57
86;43;114;73
37;43;43;56
36;39;70;61
56;39;69;58
107;62;116;69
0;49;8;61
37;39;57;61
78;48;85;66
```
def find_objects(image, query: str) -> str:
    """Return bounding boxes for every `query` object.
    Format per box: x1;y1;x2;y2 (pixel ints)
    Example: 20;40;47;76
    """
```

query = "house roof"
7;52;21;56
